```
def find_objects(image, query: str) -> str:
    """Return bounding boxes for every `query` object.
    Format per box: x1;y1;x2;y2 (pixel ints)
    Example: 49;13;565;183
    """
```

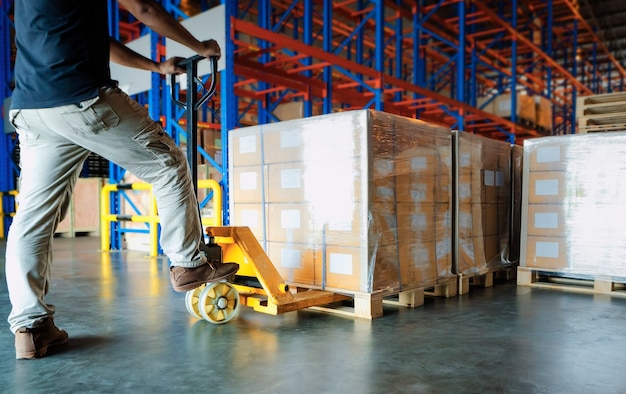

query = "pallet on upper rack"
576;92;626;134
517;266;626;298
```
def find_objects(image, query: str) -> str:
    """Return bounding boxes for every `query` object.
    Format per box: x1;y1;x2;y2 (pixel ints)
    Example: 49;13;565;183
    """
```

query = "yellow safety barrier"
100;180;222;257
0;190;19;238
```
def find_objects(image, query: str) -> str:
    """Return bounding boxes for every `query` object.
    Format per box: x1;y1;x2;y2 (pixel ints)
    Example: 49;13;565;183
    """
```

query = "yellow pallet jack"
171;56;347;324
185;226;349;324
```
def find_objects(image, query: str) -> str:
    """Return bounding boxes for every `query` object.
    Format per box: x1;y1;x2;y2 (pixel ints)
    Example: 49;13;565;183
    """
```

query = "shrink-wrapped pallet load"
229;109;455;294
452;131;513;276
521;132;626;277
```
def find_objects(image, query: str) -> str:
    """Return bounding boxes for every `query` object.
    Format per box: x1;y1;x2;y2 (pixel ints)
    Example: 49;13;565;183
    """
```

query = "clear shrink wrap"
452;131;513;275
521;132;626;277
229;109;455;293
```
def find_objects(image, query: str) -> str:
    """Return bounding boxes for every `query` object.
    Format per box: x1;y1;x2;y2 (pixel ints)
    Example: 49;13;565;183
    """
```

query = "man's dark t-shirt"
11;0;113;109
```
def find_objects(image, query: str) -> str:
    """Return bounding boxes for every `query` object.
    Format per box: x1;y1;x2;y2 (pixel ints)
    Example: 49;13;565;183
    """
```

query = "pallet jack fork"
189;226;350;323
171;56;347;324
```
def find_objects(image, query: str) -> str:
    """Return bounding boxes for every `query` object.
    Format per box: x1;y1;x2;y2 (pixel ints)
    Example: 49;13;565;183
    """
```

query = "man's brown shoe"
15;318;69;360
170;261;239;292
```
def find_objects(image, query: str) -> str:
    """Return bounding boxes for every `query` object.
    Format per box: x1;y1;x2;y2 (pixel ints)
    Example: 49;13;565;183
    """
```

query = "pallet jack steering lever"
170;55;219;196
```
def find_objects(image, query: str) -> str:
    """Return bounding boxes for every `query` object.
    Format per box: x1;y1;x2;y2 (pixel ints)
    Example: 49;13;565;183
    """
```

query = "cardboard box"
482;204;499;236
267;241;316;286
457;236;486;274
535;96;553;130
477;95;495;114
372;158;396;203
435;203;452;243
316;245;363;291
458;173;482;204
229;203;267;244
262;127;305;164
397;202;436;243
494;93;536;122
524;236;568;269
272;101;304;122
436;236;453;276
322;202;366;247
458;203;483;238
370;203;399;248
396;148;438;176
399;241;438;286
528;171;567;204
483;235;501;264
231;166;267;203
435;175;451;203
528;142;565;172
267;203;315;244
527;204;566;237
395;174;436;203
230;128;262;166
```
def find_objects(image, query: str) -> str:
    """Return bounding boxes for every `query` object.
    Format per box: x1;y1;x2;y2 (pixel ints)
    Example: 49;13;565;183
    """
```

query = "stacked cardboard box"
494;93;536;124
521;133;626;276
453;131;512;275
535;96;553;131
229;109;454;293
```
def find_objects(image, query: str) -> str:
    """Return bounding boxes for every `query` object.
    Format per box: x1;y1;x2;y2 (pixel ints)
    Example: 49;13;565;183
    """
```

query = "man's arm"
109;38;183;74
117;0;220;59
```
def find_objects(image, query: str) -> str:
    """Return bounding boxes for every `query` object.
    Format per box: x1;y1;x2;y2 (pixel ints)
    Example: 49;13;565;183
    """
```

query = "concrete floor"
1;236;625;394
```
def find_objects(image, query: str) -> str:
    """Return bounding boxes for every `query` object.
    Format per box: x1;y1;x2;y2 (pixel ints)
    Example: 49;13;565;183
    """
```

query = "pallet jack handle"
169;55;219;195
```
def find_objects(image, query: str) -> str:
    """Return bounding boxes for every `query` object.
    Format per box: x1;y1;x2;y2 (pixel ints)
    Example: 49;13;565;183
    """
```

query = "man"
6;0;239;359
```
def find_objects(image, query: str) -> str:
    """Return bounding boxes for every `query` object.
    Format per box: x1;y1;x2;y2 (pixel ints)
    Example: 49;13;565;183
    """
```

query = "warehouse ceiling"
579;0;626;67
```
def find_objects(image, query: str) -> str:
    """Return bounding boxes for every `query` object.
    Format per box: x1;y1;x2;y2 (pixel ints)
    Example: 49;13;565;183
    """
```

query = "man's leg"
35;87;238;289
6;108;88;336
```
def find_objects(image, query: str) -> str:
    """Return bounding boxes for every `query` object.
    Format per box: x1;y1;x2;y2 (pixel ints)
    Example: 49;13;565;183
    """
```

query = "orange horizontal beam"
470;0;592;96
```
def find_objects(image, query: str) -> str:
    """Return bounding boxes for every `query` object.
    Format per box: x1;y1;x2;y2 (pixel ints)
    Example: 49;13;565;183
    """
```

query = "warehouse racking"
1;0;624;243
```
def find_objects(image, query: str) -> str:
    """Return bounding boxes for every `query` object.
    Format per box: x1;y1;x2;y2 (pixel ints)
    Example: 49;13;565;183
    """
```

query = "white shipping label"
374;159;394;176
377;186;395;199
484;170;495;186
411;157;428;170
460;152;471;168
239;135;257;154
413;247;429;265
280;248;302;268
459;211;472;229
240;210;259;227
329;253;353;275
536;146;561;163
411;213;427;230
281;209;301;229
535;212;559;229
498;100;511;112
239;172;258;190
535;179;559;196
458;183;471;201
281;168;302;189
495;171;505;186
536;241;559;258
280;130;301;148
436;238;451;260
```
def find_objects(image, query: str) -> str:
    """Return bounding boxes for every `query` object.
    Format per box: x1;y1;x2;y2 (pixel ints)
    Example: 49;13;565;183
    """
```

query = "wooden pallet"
457;263;517;295
306;277;458;319
517;267;626;298
576;92;626;134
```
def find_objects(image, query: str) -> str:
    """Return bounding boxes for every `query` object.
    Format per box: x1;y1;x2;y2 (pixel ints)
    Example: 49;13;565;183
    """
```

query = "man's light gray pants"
6;86;206;332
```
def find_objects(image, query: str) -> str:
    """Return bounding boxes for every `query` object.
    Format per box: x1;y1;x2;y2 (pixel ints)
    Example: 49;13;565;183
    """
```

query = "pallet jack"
171;56;349;324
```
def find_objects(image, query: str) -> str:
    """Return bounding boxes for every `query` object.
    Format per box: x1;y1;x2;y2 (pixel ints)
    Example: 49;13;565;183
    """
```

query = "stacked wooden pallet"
576;91;626;133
